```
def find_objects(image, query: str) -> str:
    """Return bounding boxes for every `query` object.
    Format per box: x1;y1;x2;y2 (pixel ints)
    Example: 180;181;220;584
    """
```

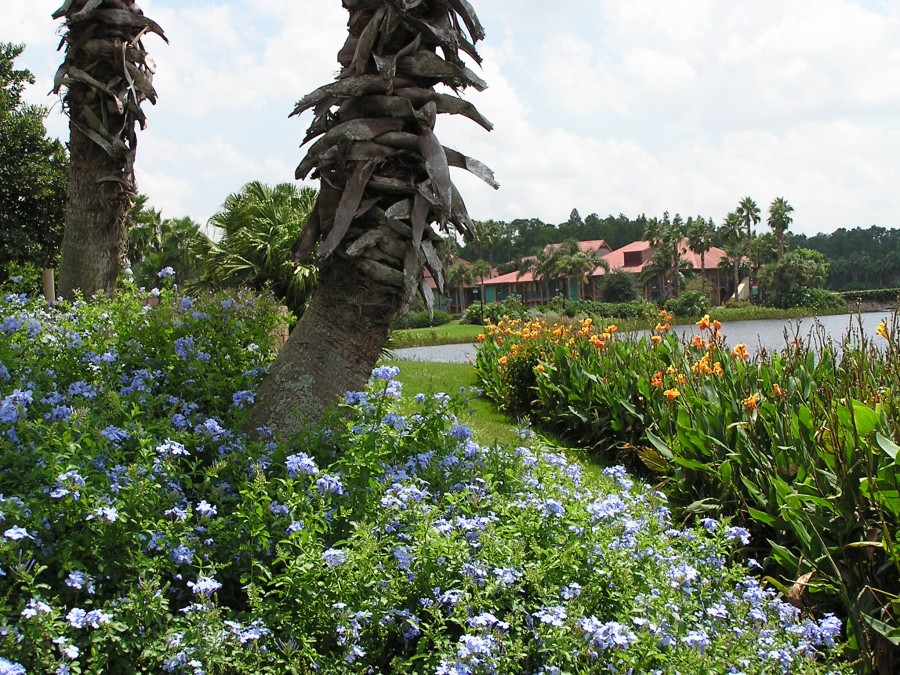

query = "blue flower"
286;452;319;477
101;426;130;445
579;617;637;650
232;390;255;408
171;544;194;564
187;576;222;597
323;548;348;567
4;525;31;541
195;500;217;518
158;267;176;278
371;365;400;381
0;657;27;674
316;474;345;496
534;605;567;627
157;438;189;458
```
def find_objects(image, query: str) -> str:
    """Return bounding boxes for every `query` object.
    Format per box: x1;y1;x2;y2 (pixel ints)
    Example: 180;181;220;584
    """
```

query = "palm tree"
686;216;714;298
644;213;685;299
444;261;475;314
736;196;760;292
52;1;167;299
470;259;492;321
250;0;494;436
535;241;608;301
721;211;744;301
190;182;318;318
767;197;794;260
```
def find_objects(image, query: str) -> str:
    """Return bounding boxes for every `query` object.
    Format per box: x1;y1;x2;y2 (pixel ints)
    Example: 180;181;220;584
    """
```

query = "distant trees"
535;240;609;300
686;216;714;298
125;193;201;289
0;43;67;299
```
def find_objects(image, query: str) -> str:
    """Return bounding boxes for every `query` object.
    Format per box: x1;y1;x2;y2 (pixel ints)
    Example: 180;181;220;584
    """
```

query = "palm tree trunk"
58;121;131;299
250;256;401;438
700;251;706;298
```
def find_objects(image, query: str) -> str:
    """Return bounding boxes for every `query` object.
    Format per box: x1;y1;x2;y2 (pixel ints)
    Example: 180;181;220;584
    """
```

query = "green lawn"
385;358;610;481
389;322;483;348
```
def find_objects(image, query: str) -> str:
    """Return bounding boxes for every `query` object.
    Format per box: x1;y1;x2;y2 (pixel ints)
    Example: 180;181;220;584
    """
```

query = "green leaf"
747;507;778;528
861;613;900;645
877;432;900;462
645;431;673;460
852;401;881;437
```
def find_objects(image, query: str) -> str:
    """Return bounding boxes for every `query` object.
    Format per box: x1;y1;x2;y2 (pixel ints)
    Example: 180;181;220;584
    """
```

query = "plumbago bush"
0;289;849;673
475;310;900;672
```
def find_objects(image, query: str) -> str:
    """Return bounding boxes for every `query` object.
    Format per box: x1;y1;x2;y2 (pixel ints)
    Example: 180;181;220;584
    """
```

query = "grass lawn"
385;358;611;482
389;321;483;348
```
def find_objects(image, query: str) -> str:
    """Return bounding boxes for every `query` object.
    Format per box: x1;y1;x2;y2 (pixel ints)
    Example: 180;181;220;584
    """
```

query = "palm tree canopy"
192;181;318;316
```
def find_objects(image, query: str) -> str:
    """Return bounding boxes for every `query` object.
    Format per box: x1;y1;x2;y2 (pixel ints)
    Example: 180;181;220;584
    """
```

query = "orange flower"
696;315;711;332
651;371;664;387
663;388;681;401
606;324;618;334
877;321;889;341
732;343;749;360
651;335;661;345
477;333;486;343
692;354;712;375
655;322;671;333
677;374;686;385
771;383;784;397
535;364;546;372
712;319;722;332
742;393;760;410
666;366;677;375
498;356;508;366
690;335;707;350
713;361;724;377
589;335;606;349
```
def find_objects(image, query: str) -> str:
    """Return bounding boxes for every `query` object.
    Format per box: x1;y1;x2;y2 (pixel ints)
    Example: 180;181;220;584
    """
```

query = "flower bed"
0;290;847;672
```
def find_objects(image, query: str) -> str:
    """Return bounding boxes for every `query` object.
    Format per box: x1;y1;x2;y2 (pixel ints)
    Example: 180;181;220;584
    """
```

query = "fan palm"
686;216;714;298
767;197;794;260
52;0;166;299
191;181;318;318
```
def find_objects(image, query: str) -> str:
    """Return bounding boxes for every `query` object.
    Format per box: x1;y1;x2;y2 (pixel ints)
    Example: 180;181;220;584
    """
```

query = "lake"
392;311;893;364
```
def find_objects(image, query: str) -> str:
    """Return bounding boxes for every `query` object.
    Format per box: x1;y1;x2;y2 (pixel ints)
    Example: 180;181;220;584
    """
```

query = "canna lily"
771;383;784;398
663;388;681;401
651;371;663;388
742;393;760;410
877;321;889;340
696;315;711;332
651;335;662;345
732;344;749;360
690;335;707;350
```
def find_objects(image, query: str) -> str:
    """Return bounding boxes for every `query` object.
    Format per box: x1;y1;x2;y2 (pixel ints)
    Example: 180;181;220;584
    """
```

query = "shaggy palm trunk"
52;0;165;300
249;0;493;438
58;123;131;298
250;256;399;436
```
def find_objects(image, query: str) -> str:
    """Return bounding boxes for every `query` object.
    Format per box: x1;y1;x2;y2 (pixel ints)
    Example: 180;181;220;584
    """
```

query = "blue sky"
4;0;899;237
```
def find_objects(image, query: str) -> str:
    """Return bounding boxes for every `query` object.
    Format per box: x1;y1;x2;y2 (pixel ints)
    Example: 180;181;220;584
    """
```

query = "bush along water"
0;288;848;673
475;309;900;672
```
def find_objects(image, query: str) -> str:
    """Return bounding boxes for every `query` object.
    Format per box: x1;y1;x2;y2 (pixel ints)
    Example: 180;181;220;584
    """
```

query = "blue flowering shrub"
0;288;848;673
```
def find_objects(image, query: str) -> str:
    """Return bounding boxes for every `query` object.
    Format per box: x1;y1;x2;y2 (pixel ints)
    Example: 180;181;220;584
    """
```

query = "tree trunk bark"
249;255;402;439
58;122;131;300
42;268;56;303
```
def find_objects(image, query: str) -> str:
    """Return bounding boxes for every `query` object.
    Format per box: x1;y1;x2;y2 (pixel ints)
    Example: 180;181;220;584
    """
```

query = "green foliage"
391;308;452;329
461;293;528;325
665;290;711;319
758;248;832;309
0;294;847;673
475;310;900;671
191;181;318;317
600;268;639;302
0;43;67;271
840;288;900;305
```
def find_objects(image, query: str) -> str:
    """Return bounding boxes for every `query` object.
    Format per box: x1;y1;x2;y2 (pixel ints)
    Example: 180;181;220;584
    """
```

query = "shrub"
600;269;639;302
665;290;711;319
461;294;527;325
392;308;453;329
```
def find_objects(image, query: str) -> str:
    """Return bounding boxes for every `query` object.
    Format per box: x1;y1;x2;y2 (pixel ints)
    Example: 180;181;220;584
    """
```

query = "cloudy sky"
4;0;899;236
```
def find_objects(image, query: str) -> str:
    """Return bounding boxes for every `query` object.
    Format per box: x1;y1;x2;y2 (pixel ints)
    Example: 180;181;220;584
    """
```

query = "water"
392;312;893;364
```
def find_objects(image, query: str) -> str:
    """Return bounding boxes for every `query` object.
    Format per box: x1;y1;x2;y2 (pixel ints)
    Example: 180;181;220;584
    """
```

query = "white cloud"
2;0;898;235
